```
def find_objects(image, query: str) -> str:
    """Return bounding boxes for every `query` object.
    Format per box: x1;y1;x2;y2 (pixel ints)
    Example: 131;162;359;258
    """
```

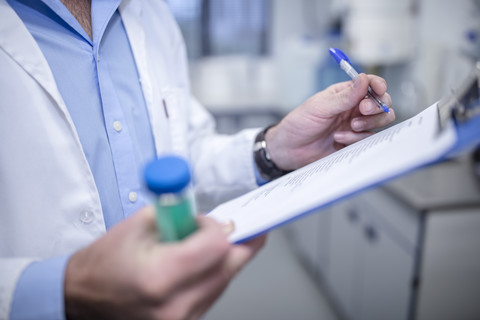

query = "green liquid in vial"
155;197;197;242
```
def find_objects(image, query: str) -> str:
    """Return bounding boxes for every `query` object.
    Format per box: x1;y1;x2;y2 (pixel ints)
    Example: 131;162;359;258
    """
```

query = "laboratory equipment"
144;155;198;242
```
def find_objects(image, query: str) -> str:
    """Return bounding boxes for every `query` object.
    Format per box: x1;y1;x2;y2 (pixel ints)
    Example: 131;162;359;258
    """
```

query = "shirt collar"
35;0;122;46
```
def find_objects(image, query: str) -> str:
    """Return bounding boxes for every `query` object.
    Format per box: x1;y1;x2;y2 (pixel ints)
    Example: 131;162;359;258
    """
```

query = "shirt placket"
94;45;144;218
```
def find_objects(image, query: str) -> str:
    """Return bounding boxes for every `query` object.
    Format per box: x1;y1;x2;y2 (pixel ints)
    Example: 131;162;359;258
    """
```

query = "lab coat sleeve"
9;256;69;320
188;96;261;211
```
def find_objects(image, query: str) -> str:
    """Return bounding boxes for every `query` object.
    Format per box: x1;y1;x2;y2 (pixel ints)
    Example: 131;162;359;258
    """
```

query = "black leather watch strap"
253;125;291;180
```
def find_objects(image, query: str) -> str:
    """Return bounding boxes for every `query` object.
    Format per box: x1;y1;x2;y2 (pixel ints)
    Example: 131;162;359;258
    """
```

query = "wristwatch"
253;125;291;180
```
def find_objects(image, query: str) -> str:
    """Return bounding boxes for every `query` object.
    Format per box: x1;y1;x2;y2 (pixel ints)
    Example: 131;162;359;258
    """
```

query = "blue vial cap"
144;155;191;194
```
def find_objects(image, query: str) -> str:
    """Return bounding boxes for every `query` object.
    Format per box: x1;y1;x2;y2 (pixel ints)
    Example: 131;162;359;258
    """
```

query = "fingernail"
222;220;235;235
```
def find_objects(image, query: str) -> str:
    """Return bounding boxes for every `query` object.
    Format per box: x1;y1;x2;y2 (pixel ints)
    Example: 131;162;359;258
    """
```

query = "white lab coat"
0;0;259;317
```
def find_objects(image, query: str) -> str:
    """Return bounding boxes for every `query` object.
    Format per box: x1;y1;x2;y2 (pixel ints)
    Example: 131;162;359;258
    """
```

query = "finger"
184;234;268;318
191;282;230;320
334;130;375;145
171;215;230;271
152;234;267;320
221;220;235;235
359;92;392;115
350;108;396;132
154;260;232;320
367;74;388;97
223;234;267;276
327;73;370;115
151;216;230;294
235;234;268;256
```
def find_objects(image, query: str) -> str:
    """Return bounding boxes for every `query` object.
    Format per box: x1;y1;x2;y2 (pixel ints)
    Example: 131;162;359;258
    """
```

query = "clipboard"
438;61;480;157
208;62;480;243
438;61;480;130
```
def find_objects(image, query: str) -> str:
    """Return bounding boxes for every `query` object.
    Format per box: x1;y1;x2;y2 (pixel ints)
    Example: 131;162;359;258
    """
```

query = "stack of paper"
208;103;460;243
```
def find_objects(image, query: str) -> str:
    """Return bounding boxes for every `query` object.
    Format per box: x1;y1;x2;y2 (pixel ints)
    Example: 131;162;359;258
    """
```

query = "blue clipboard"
440;61;480;158
209;62;480;244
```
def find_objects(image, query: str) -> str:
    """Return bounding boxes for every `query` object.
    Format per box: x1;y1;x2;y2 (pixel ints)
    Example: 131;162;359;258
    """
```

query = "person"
0;0;395;319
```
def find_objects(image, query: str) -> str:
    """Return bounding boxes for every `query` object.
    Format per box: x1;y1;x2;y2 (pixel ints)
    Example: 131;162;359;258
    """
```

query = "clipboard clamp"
438;61;480;131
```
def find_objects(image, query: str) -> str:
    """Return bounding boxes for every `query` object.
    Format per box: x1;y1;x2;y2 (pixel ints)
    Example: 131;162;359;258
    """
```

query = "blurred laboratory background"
165;0;480;319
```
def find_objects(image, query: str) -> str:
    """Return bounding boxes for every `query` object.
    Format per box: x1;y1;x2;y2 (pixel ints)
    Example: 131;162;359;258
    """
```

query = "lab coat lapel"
0;0;68;118
0;1;102;220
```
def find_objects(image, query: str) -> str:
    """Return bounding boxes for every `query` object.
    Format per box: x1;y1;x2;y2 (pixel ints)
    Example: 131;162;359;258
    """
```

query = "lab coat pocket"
161;87;190;159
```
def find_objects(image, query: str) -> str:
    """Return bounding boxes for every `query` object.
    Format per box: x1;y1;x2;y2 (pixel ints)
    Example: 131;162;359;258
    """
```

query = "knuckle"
156;296;203;320
177;236;228;266
216;264;235;284
135;266;173;302
154;306;190;320
213;235;231;255
136;274;163;301
203;228;231;256
384;93;392;106
174;247;196;265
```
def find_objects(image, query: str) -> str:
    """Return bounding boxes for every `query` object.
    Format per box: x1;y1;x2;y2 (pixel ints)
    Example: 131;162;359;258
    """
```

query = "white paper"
208;103;457;243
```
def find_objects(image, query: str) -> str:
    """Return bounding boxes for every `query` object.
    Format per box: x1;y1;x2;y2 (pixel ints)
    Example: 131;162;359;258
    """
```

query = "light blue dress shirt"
8;0;156;318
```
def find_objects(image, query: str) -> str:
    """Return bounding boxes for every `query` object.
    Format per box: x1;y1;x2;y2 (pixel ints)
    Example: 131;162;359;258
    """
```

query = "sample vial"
144;155;198;242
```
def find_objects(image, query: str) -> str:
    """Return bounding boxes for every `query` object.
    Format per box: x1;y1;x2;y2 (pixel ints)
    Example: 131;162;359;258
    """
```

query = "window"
167;0;270;58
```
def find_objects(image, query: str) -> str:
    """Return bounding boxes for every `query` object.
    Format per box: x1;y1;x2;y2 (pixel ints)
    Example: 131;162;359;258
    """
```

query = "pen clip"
162;99;169;119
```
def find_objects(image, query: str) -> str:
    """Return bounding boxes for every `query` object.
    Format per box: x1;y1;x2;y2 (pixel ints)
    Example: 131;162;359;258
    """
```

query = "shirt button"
129;191;138;203
113;121;122;132
79;210;94;224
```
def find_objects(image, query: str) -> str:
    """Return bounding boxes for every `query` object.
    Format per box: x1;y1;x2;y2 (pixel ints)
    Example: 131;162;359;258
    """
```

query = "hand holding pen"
329;48;390;113
262;51;394;171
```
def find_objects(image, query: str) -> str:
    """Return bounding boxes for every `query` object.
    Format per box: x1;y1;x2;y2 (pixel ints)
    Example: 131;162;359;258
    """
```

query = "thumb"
331;73;370;115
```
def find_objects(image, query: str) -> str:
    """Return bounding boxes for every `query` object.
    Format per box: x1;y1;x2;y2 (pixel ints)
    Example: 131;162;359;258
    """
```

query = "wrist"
253;125;291;180
64;252;81;320
64;249;94;320
263;125;283;167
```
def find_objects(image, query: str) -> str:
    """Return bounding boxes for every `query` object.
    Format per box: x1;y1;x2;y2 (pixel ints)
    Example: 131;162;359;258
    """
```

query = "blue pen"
329;48;390;113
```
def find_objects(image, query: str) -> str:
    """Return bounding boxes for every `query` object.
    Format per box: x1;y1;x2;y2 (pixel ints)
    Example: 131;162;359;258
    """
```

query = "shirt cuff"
10;255;70;320
253;158;270;186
